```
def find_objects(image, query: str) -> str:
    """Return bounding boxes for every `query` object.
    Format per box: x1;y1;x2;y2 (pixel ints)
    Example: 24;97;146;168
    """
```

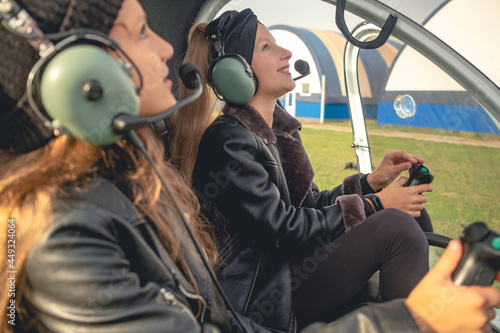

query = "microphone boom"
293;60;311;81
113;63;203;134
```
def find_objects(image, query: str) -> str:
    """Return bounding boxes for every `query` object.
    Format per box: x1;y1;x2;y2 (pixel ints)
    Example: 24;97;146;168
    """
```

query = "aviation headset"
0;0;141;147
0;4;250;330
206;10;259;105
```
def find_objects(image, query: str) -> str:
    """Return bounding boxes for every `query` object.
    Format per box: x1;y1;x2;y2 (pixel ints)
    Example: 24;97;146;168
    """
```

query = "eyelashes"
140;24;148;39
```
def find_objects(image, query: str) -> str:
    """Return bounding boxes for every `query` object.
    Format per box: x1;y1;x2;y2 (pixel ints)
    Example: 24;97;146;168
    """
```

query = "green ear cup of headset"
211;56;257;105
40;44;140;145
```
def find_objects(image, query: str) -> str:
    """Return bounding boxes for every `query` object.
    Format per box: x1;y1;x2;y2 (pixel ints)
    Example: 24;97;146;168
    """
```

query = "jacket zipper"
160;288;199;324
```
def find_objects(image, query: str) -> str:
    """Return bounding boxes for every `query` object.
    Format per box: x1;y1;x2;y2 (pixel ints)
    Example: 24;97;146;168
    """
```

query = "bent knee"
368;209;427;244
376;208;415;224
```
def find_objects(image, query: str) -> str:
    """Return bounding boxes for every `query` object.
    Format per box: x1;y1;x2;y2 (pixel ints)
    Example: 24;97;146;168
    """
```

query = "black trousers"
293;208;432;328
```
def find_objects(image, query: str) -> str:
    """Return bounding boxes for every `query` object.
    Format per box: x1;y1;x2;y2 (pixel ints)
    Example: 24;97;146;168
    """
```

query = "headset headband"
210;28;225;60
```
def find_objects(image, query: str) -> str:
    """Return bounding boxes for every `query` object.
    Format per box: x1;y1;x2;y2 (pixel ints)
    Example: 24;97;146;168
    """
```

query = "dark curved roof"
140;0;208;92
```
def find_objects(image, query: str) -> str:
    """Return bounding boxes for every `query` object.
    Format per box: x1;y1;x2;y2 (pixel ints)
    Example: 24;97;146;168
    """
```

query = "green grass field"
300;126;500;240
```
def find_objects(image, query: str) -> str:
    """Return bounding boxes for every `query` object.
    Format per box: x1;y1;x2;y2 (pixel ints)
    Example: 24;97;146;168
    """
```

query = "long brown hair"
0;128;217;331
168;23;222;186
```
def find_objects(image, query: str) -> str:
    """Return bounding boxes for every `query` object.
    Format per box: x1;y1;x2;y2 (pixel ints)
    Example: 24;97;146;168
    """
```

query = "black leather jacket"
19;178;229;332
18;177;419;332
192;104;385;332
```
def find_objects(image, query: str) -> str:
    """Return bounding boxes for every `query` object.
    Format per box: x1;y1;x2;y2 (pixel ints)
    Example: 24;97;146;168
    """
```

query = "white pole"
320;75;326;124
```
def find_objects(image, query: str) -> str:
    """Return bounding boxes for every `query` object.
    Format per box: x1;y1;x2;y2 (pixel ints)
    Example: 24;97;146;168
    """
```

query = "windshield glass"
219;0;500;240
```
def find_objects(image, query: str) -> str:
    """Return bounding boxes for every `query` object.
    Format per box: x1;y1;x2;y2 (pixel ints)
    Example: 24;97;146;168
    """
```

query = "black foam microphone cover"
294;60;310;75
180;63;202;89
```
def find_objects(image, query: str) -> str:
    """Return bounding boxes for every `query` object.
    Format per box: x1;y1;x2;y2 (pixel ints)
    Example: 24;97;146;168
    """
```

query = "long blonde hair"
0;128;217;331
168;23;222;186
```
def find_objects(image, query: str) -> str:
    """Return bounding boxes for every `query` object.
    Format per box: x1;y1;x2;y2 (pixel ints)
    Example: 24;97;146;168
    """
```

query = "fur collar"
223;103;313;208
272;105;302;138
223;103;302;144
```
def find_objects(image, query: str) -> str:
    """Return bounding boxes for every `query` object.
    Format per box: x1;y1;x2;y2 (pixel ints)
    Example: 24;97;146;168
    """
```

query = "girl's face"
251;24;296;100
109;0;175;117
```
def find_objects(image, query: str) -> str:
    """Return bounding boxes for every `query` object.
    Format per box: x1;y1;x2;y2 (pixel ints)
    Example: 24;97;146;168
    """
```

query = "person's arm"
310;181;343;207
361;150;433;217
193;124;366;250
405;240;500;333
367;150;422;192
22;208;204;332
313;150;424;215
292;129;369;209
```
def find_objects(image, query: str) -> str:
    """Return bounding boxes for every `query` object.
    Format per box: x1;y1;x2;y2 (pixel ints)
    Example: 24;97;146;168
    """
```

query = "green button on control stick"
491;237;500;250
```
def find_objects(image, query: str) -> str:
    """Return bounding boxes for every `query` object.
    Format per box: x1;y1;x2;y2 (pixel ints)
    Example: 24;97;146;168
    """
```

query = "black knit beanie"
205;9;259;66
0;0;124;154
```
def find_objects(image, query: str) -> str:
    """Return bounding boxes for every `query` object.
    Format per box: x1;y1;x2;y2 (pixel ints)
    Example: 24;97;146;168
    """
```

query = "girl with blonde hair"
167;8;479;332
